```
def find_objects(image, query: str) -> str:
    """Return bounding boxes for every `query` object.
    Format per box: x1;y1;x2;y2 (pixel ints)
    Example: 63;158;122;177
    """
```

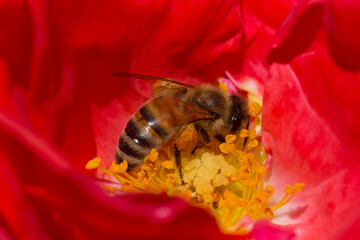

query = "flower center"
86;91;304;234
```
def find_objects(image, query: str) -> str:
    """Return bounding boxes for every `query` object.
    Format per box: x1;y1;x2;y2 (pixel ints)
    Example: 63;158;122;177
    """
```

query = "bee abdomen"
125;117;158;149
116;132;151;171
116;114;163;171
139;104;168;139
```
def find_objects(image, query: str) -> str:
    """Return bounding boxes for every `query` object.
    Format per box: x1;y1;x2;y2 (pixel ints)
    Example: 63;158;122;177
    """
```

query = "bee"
113;73;249;183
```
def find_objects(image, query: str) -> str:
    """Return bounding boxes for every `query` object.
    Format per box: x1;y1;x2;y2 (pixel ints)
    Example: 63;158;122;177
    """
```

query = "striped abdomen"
115;100;179;171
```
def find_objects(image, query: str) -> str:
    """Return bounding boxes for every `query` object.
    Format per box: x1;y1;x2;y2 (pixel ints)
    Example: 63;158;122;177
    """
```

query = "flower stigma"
86;83;304;234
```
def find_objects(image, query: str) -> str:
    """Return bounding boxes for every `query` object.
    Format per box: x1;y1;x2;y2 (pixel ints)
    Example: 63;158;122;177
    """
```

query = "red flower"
0;0;359;240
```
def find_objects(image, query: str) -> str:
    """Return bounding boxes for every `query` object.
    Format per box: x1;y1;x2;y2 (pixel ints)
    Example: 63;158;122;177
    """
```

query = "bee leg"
191;125;210;154
174;144;185;185
173;124;188;142
243;114;251;146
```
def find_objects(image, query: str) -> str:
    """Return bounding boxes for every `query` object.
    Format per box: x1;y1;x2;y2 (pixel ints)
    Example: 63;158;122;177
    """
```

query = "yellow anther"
247;140;259;150
239;166;249;175
162;161;175;169
249;102;261;116
141;165;152;172
212;192;221;202
149;148;159;162
230;174;241;181
137;170;145;182
244;177;258;186
239;129;249;138
183;189;193;201
225;134;236;144
255;166;266;176
219;82;229;93
85;157;101;169
149;172;157;178
266;186;274;194
219;143;236;154
254;192;269;203
265;208;274;219
284;185;297;194
167;174;176;183
103;185;117;193
249;130;257;139
120;182;133;192
247;153;255;161
223;190;248;207
142;178;151;190
294;183;305;192
218;198;227;208
110;160;128;174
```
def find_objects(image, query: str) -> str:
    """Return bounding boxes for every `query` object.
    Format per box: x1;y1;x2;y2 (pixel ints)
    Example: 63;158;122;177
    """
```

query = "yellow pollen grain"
85;157;101;169
219;143;236;154
162;161;175;169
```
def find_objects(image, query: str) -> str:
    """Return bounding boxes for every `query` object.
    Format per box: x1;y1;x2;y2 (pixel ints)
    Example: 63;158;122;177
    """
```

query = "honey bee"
113;73;248;183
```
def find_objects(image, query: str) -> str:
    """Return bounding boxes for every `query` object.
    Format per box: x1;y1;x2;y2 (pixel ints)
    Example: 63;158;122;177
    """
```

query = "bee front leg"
174;144;185;185
243;114;251;146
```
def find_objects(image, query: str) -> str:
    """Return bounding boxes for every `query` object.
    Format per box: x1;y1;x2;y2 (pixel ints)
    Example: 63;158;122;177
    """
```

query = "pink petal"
262;62;360;238
249;220;295;240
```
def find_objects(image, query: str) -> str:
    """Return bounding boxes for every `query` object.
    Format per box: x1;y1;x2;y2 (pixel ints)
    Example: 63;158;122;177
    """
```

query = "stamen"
85;87;304;235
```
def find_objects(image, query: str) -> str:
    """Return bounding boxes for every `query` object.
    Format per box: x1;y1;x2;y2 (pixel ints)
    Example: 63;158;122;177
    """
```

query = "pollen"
87;98;304;235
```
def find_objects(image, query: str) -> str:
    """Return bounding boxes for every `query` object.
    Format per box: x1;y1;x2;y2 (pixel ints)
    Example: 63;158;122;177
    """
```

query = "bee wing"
112;72;194;98
153;96;213;126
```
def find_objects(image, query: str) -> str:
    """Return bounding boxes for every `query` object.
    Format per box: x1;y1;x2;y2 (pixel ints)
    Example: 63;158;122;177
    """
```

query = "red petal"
324;0;360;71
290;47;360;165
0;111;238;239
266;0;326;65
0;1;246;172
240;0;298;83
